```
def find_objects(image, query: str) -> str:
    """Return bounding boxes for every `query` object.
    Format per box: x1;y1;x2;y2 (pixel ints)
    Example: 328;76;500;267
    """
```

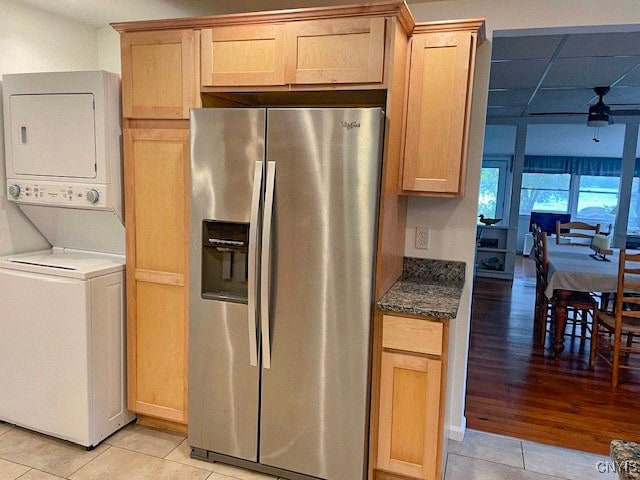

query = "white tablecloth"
544;244;621;298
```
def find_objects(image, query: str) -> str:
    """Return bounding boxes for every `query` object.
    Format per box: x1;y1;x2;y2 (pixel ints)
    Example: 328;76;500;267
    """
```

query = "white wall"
406;0;640;440
0;0;99;255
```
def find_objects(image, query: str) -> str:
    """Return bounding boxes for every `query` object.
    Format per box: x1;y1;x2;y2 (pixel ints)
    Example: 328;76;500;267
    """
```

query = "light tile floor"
0;422;620;480
445;430;618;480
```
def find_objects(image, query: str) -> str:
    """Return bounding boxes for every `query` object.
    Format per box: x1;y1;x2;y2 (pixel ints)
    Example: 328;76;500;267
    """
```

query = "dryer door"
9;93;97;179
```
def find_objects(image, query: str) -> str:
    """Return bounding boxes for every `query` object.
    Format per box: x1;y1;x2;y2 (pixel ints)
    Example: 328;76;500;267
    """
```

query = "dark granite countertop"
377;257;465;319
611;440;640;480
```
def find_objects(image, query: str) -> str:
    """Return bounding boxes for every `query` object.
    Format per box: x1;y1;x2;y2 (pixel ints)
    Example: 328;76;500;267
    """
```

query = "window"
575;175;618;233
478;157;509;222
519;173;571;215
478;167;499;219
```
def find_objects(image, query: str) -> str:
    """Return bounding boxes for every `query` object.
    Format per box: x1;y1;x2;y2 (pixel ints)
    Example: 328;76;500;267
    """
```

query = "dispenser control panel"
6;180;108;209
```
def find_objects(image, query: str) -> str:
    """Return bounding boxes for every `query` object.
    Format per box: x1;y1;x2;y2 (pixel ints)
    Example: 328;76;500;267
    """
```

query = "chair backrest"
556;221;601;245
532;224;548;289
614;251;640;327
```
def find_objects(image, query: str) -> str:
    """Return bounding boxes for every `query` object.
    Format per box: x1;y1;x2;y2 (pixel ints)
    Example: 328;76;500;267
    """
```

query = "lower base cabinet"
373;314;449;480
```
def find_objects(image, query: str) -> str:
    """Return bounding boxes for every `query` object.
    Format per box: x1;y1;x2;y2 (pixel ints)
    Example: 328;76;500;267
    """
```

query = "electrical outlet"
415;227;429;250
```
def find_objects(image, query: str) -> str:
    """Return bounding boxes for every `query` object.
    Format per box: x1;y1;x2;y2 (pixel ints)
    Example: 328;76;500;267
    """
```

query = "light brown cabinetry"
284;17;386;85
121;29;200;119
123;125;190;425
201;24;286;87
374;314;449;480
199;15;388;89
401;21;484;197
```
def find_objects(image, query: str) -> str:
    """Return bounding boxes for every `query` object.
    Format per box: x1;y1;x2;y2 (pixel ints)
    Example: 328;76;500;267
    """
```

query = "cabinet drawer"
382;315;442;356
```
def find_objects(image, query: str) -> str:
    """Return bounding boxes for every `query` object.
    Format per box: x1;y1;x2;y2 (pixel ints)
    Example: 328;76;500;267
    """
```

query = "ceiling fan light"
587;111;612;127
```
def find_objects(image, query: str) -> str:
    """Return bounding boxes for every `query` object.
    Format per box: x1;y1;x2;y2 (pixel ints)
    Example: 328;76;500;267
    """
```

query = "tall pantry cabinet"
119;29;200;428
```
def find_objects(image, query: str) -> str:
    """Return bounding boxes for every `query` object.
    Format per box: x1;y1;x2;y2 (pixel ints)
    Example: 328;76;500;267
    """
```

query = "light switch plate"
415;227;429;250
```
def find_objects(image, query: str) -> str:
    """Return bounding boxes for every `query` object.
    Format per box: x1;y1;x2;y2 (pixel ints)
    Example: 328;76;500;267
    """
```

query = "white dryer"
0;71;134;447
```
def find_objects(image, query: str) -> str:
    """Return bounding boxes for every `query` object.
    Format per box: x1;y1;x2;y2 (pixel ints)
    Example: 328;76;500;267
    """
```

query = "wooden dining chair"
532;224;596;348
590;250;640;386
555;221;600;245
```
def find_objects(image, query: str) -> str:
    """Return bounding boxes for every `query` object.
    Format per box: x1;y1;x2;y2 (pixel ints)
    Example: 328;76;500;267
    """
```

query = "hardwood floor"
466;255;640;455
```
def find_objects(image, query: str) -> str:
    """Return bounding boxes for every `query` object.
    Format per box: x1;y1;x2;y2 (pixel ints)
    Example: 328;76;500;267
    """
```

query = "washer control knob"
86;189;100;204
8;184;20;198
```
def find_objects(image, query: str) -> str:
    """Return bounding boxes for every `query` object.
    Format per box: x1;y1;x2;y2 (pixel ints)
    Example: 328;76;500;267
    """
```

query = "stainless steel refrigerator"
189;107;383;480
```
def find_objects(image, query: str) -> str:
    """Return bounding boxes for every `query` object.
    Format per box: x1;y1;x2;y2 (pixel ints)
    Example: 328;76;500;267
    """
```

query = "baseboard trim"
448;416;467;441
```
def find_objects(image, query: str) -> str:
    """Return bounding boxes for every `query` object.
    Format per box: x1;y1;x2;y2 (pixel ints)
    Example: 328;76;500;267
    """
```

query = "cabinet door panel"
285;17;385;84
201;25;286;86
121;30;199;119
377;352;441;480
402;31;473;194
133;281;187;423
127;128;188;274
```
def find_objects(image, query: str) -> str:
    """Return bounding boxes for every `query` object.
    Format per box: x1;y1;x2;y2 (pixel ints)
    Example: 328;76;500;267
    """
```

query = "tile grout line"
162;438;185;460
446;452;569;479
521;440;526;471
103;442;185;461
13;467;33;480
98;444;214;476
443;452;449;479
65;445;112;479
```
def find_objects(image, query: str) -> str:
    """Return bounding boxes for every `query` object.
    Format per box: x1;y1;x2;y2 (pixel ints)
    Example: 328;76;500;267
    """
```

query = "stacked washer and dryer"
0;71;135;447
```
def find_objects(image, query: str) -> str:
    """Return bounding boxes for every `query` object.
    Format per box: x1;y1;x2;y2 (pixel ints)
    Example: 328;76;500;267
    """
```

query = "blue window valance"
523;156;637;177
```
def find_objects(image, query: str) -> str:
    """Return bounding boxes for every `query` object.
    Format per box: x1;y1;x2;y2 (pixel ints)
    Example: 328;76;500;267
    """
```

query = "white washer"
0;249;134;447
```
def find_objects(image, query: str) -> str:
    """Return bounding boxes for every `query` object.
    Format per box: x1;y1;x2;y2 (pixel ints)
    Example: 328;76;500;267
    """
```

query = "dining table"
544;242;627;355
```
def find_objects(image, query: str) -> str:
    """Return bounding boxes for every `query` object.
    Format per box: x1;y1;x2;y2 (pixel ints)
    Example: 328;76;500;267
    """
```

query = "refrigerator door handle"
260;161;276;369
247;160;263;367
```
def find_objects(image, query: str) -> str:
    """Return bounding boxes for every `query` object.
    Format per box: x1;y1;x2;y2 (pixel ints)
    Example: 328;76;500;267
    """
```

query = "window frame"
480;155;510;222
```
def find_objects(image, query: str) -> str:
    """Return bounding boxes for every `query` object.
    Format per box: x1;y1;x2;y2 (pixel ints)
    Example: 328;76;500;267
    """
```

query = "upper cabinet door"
201;24;286;87
402;31;474;195
285;17;385;85
121;30;200;119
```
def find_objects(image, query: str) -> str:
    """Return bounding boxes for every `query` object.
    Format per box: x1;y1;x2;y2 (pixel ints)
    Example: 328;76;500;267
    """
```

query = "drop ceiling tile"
489;59;549;89
617;66;640;86
529;88;596;108
486;106;525;117
542;56;640;88
558;32;640;58
605;86;640;105
488;89;534;107
492;35;563;60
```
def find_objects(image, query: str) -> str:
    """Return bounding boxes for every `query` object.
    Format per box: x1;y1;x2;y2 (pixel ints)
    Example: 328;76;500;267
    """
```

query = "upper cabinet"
284;17;385;85
401;21;485;197
201;24;286;87
201;16;387;88
120;29;200;119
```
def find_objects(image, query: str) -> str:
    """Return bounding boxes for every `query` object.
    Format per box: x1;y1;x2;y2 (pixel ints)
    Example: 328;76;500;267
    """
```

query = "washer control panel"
6;180;108;209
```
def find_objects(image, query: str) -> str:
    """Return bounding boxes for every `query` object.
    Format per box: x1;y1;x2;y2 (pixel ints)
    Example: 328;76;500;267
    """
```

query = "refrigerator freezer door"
188;108;265;461
260;108;383;480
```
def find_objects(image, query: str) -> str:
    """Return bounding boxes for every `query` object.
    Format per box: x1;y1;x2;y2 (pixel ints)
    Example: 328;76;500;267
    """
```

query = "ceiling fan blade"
528;112;585;116
606;103;640;106
610;109;640;115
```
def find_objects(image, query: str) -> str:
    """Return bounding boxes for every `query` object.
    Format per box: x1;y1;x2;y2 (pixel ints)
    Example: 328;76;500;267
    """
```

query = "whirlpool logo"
340;121;361;130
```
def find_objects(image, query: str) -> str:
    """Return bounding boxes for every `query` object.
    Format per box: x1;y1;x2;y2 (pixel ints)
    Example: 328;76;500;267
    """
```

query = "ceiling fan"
530;86;640;127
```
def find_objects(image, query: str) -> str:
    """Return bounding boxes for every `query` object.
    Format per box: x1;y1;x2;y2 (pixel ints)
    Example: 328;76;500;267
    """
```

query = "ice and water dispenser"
201;221;249;304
